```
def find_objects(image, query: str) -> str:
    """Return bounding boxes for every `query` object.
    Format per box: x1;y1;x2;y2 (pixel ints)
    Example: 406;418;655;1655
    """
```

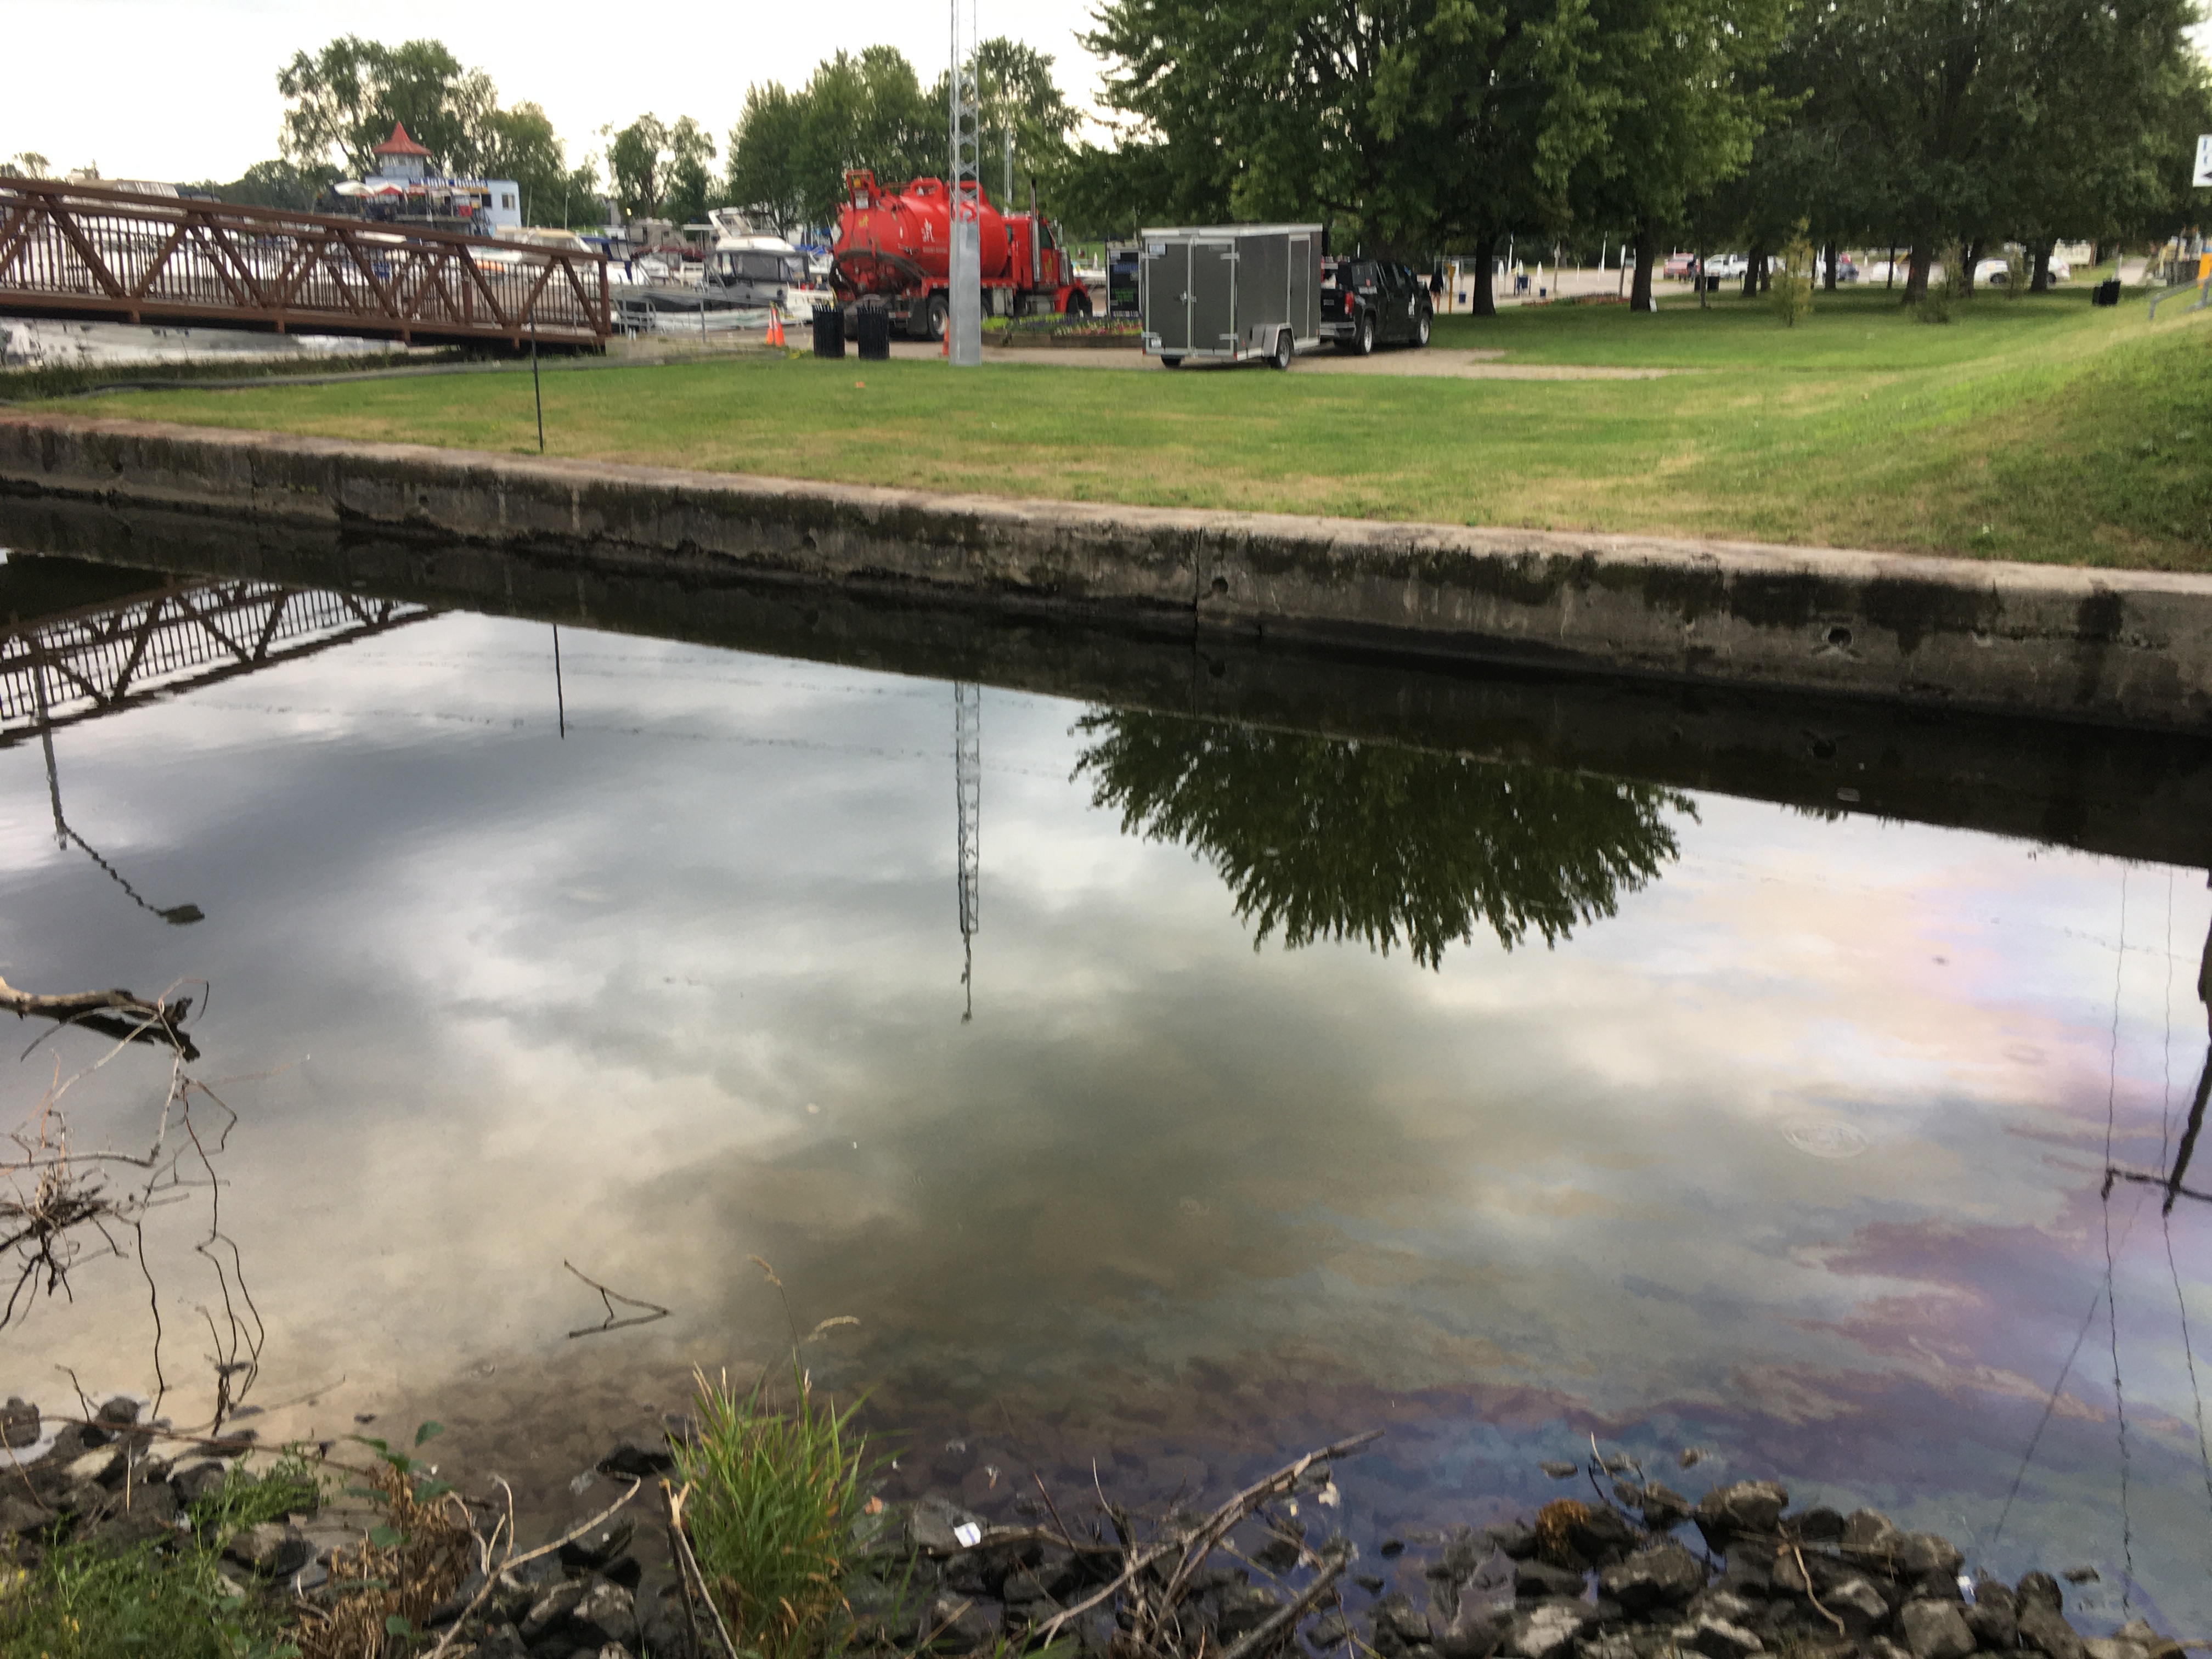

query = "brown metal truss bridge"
0;177;610;347
1;577;437;747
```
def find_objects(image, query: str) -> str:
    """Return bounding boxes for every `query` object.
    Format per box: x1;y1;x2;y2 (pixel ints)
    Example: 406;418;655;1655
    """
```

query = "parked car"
1974;257;2015;286
1663;252;1698;279
1321;258;1432;353
1704;253;1748;280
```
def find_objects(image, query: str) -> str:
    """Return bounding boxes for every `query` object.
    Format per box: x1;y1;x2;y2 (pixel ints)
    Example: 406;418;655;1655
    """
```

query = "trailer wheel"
1160;356;1183;369
1268;329;1293;370
924;296;948;340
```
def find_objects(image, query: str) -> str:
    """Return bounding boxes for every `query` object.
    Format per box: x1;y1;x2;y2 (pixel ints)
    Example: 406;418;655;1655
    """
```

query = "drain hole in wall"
1210;577;1229;597
1826;625;1853;648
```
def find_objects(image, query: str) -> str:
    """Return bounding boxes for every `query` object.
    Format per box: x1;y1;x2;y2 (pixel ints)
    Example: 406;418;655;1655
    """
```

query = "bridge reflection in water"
1;562;436;924
1;573;433;747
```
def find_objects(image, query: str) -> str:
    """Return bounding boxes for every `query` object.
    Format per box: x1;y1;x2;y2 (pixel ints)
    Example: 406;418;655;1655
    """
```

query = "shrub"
0;1540;296;1659
1916;239;1966;324
675;1364;878;1659
1771;220;1816;327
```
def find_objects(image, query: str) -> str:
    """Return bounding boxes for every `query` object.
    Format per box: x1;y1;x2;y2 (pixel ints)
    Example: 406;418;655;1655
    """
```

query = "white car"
1703;253;1748;280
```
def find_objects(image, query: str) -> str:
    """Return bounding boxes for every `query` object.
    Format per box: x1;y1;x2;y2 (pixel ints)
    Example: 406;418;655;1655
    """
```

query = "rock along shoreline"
0;1394;2177;1659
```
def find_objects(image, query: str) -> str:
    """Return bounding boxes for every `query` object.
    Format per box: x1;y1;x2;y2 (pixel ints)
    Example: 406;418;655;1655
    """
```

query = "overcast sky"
0;0;1113;185
5;1;2206;195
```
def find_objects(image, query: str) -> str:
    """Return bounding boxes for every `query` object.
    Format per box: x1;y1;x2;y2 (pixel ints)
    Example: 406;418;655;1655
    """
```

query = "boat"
704;208;837;319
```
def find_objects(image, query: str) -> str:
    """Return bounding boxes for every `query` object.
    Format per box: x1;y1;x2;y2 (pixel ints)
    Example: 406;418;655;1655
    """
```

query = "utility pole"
954;682;980;1020
947;0;983;365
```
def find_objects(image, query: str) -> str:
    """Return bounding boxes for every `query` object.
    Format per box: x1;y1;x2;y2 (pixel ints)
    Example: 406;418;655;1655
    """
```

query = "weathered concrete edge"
4;411;2209;731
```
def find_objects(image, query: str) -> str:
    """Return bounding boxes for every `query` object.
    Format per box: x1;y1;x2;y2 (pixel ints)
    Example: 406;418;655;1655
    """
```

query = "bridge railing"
0;178;610;346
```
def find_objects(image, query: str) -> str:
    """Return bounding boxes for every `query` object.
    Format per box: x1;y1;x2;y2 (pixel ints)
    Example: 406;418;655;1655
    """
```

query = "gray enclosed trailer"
1139;223;1322;369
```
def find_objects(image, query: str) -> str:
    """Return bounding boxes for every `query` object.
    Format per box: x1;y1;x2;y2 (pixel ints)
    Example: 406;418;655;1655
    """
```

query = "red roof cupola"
373;122;432;158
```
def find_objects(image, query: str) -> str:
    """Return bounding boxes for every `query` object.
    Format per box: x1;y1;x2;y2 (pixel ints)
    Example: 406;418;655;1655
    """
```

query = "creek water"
2;547;2209;1627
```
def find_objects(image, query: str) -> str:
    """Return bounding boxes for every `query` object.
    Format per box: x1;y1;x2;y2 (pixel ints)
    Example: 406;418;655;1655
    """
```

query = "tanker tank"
833;173;1009;297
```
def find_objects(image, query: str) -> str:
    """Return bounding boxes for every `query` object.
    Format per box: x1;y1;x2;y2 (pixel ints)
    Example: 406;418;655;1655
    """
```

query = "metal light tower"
947;0;984;365
953;682;981;1019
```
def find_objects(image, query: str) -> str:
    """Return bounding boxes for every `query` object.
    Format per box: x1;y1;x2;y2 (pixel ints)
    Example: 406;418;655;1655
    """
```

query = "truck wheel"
1065;288;1092;320
1355;314;1375;356
1269;330;1293;370
1415;310;1431;347
925;296;948;340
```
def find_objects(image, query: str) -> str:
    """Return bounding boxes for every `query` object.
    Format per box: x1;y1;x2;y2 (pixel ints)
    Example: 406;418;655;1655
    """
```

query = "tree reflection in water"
1073;710;1697;968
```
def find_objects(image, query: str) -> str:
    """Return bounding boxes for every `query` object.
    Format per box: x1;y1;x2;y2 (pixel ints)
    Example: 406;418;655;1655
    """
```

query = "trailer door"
1144;239;1190;353
1288;233;1317;343
1192;240;1236;354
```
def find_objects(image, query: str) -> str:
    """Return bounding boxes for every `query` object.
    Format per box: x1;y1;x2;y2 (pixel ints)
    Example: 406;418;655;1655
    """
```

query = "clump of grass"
0;1539;297;1659
0;1447;328;1659
188;1449;323;1548
1533;1497;1592;1567
675;1363;877;1659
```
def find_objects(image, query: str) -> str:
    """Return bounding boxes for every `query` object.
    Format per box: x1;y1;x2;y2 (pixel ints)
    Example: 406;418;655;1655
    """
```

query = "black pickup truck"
1321;258;1433;354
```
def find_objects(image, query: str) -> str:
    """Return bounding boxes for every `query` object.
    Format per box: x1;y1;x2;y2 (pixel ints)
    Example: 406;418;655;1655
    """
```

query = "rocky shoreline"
0;1397;2179;1659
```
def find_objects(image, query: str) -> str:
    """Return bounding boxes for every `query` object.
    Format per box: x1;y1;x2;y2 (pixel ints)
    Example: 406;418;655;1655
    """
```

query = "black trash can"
856;305;891;360
2092;278;2121;308
811;306;846;358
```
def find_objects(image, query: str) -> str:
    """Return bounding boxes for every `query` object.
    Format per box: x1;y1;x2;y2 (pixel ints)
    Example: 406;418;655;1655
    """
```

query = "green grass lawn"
40;285;2212;569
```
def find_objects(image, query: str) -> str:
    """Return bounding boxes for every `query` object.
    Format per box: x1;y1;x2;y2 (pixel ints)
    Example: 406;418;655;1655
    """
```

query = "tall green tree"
725;82;810;235
604;114;714;219
929;38;1081;206
1074;711;1692;968
605;115;669;217
1084;0;1488;254
1571;0;1793;309
478;103;565;221
278;37;498;175
793;47;939;222
200;159;340;211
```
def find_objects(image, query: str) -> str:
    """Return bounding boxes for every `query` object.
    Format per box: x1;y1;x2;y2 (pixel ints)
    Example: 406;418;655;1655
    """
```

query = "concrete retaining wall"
3;412;2208;731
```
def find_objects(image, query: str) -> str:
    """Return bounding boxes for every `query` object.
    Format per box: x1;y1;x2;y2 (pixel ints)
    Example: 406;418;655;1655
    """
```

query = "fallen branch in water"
0;974;197;1060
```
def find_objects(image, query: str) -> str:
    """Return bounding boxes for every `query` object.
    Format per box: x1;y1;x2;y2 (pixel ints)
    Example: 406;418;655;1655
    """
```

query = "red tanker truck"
831;170;1092;339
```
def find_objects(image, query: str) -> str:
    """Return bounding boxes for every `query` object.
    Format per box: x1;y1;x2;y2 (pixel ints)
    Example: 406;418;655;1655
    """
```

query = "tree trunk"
1904;244;1931;304
1886;246;1896;290
1823;243;1838;291
1470;232;1498;317
1758;253;1771;294
1696;242;1708;309
1961;240;1981;295
1630;225;1657;312
1742;245;1763;299
2030;242;2053;292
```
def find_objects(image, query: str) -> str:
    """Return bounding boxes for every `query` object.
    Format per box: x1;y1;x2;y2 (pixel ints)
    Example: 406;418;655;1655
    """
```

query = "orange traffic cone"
765;308;786;348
